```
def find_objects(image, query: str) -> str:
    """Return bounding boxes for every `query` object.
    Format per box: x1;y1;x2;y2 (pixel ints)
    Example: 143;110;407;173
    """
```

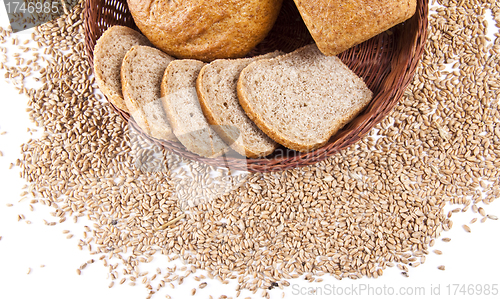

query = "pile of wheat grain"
1;0;499;298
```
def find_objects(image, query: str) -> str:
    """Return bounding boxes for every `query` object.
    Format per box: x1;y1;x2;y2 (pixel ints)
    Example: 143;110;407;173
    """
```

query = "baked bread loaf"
237;44;373;152
293;0;417;56
196;52;282;158
93;26;152;112
127;0;283;62
121;46;176;141
161;60;228;158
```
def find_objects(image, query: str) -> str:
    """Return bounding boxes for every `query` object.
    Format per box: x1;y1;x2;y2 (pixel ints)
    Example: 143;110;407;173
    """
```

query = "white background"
0;2;499;299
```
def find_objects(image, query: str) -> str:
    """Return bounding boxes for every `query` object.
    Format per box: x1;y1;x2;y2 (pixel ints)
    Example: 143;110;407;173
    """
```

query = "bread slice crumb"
237;44;372;152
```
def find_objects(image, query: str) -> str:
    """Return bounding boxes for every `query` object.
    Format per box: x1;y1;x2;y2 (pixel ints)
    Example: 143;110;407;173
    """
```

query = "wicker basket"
84;0;428;172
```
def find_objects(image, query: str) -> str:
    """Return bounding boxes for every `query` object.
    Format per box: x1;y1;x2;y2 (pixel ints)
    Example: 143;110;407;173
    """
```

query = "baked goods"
293;0;417;55
93;3;386;158
237;44;373;152
196;52;282;158
126;0;284;62
161;60;228;158
121;45;176;141
93;26;152;112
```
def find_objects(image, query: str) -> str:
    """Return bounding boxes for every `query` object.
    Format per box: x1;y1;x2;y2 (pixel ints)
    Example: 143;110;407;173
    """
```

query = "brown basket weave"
84;0;428;173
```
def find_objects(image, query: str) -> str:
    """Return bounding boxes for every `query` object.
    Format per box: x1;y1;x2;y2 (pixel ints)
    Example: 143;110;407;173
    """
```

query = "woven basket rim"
84;0;429;173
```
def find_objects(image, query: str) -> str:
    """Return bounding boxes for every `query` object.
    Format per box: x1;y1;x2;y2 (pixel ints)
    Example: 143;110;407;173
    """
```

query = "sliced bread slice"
237;44;373;152
93;26;152;112
121;45;176;141
161;60;228;158
196;52;282;158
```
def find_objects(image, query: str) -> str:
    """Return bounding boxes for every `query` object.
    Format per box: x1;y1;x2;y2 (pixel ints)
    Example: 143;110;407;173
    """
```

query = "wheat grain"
487;215;498;220
2;1;499;297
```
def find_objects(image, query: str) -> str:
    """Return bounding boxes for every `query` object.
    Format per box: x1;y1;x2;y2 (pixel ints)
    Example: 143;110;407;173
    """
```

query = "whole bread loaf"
121;45;176;141
237;44;373;152
93;26;152;112
161;60;228;158
294;0;417;56
127;0;283;62
196;52;282;158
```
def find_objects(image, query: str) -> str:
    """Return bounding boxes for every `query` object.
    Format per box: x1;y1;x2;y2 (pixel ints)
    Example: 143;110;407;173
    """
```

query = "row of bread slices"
93;26;373;158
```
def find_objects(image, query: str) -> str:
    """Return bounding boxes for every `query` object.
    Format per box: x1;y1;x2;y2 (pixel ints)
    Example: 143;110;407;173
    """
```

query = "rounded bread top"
127;0;283;62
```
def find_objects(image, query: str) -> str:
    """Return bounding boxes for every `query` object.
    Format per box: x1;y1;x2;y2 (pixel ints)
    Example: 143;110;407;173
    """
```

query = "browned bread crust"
127;0;283;62
294;0;417;56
